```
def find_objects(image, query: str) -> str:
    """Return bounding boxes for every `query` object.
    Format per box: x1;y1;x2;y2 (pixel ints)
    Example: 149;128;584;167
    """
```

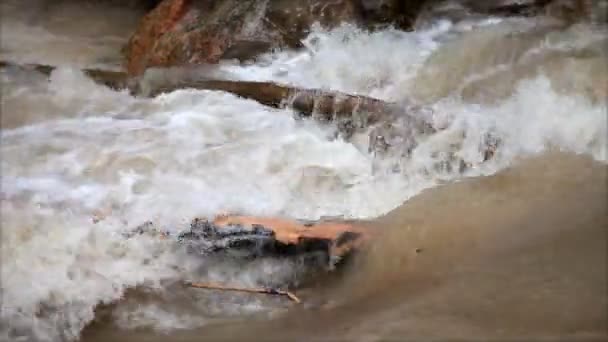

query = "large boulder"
123;0;443;75
124;0;606;76
124;0;365;75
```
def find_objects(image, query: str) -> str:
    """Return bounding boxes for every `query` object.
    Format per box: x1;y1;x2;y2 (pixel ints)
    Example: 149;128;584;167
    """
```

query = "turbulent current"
1;1;607;341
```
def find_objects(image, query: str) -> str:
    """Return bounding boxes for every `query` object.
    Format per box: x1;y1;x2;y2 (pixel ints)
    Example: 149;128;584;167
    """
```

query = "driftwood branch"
143;78;397;126
7;61;495;171
185;281;301;303
1;60;407;134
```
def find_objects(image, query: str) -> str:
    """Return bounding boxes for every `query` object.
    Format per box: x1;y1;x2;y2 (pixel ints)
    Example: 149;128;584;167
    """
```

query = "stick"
185;281;301;303
0;60;408;138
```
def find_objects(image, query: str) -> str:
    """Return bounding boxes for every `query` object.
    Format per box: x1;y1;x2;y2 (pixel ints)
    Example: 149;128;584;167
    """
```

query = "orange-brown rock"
124;0;365;76
124;0;465;76
125;0;195;76
212;215;373;259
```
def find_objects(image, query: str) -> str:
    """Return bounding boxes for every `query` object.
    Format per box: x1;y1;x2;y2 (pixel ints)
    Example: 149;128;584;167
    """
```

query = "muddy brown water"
82;152;607;341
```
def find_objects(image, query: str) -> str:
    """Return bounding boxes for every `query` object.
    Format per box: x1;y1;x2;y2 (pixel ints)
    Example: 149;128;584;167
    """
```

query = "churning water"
1;1;606;341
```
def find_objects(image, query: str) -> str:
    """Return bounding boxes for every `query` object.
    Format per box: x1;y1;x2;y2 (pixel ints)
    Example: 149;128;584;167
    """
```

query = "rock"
177;215;373;265
360;0;433;29
124;0;364;76
220;40;274;61
124;0;209;76
264;0;363;41
124;0;441;75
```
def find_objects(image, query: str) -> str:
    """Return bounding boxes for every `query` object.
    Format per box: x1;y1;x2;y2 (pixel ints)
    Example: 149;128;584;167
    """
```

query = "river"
1;0;606;341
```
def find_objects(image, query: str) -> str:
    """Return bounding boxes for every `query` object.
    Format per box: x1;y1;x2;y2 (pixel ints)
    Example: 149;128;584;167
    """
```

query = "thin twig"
185;281;301;303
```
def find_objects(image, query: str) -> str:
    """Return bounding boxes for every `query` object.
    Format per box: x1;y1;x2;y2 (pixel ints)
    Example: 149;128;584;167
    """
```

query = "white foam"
220;23;443;100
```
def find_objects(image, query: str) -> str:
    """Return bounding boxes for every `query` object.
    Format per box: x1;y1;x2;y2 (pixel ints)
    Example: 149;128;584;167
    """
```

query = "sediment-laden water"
1;1;606;341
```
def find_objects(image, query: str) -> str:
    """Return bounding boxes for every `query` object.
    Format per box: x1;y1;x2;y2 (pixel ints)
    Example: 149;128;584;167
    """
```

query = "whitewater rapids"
1;1;606;341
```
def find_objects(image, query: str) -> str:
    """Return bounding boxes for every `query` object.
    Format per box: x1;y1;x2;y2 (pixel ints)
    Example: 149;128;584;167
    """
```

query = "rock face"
124;0;363;75
124;0;437;76
124;0;603;75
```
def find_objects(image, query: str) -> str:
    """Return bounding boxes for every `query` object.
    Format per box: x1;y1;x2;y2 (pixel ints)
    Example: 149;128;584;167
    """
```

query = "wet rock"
124;0;364;75
124;0;442;75
175;215;373;268
177;218;280;258
124;0;220;76
265;0;363;43
368;104;436;154
127;0;602;76
360;0;434;29
220;40;274;62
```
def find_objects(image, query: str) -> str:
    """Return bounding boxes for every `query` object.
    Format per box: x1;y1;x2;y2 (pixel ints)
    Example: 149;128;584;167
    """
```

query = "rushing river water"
1;1;607;341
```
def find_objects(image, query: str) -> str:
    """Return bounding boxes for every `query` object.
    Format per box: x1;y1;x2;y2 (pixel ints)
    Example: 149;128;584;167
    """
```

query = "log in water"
0;60;407;134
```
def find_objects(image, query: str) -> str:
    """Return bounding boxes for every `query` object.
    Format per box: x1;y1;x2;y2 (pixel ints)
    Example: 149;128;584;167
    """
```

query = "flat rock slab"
177;215;373;264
